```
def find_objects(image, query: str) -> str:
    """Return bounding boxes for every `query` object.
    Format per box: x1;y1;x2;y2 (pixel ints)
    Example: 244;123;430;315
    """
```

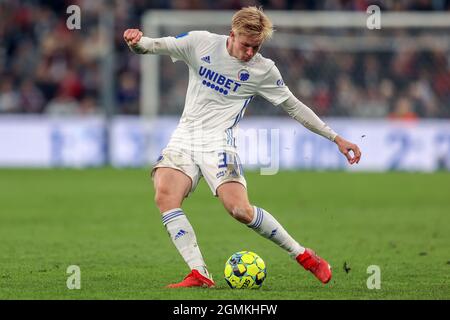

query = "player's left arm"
258;64;361;165
279;94;361;165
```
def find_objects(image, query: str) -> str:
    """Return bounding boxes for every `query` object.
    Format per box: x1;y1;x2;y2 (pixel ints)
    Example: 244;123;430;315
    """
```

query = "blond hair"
231;6;273;42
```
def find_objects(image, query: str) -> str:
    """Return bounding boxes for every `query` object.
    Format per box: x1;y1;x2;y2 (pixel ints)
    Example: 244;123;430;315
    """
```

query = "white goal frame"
141;10;450;117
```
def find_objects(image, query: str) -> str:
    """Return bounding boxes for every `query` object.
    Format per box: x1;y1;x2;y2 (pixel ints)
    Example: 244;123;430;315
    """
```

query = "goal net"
141;10;450;120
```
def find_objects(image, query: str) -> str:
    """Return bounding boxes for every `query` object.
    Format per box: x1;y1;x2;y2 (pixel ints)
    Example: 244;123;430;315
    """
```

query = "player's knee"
228;204;253;224
154;186;181;212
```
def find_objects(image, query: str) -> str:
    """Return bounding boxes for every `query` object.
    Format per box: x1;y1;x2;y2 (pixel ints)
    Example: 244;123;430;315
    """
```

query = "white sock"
162;208;210;278
247;206;305;258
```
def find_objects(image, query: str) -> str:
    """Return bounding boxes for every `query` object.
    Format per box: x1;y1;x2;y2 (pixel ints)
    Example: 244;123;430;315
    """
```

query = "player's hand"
334;135;361;165
123;29;143;47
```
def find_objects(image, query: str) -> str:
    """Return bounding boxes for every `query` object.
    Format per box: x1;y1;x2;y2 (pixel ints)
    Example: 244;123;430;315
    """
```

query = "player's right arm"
123;29;170;55
123;29;203;65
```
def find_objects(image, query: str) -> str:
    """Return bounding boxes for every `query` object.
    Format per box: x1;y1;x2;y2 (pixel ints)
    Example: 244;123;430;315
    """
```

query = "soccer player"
124;6;361;288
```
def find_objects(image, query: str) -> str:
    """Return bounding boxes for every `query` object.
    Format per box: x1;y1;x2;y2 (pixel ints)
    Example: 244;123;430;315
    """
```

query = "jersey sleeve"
257;64;292;106
162;31;207;64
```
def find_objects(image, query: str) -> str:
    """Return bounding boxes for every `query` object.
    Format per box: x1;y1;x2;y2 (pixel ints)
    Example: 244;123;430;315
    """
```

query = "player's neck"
226;37;233;58
226;37;240;60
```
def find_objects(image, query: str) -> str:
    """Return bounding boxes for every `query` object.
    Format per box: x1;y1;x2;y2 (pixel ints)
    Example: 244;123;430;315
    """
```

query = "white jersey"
161;31;292;152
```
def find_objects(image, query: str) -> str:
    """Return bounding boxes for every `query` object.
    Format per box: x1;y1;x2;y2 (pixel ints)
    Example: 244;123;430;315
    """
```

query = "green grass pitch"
0;169;449;299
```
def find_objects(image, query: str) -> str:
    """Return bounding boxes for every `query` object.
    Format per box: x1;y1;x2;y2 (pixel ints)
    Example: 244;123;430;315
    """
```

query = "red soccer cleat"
167;270;215;288
296;248;332;284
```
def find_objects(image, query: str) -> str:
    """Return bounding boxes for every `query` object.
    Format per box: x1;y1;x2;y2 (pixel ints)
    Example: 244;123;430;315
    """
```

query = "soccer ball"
224;251;267;289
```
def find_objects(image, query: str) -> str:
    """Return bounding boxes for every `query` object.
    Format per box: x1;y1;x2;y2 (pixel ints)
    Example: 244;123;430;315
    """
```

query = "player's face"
229;31;263;62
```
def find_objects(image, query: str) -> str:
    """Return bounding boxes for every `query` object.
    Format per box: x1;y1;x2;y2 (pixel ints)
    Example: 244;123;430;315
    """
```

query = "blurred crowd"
1;0;450;118
262;46;450;119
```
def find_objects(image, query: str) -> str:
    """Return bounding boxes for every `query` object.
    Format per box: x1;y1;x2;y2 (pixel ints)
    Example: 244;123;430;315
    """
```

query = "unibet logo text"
199;66;242;95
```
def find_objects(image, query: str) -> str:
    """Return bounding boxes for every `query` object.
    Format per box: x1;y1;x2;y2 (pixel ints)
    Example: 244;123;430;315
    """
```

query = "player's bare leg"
216;182;254;224
153;168;214;288
217;182;331;284
153;167;190;212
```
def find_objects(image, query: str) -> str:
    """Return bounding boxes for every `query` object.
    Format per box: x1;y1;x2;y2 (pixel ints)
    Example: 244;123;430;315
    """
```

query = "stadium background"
0;0;449;300
2;0;450;118
1;0;450;170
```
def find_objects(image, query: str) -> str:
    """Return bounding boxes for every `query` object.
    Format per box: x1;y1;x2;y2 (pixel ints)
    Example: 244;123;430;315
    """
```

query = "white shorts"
151;147;247;196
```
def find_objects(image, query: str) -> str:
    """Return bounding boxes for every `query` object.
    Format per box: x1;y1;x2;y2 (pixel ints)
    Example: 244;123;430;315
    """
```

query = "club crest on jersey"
276;78;285;87
238;69;250;81
198;66;242;95
201;55;211;64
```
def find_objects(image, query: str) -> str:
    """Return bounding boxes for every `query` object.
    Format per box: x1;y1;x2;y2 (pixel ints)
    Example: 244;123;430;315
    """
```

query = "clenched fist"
123;29;143;46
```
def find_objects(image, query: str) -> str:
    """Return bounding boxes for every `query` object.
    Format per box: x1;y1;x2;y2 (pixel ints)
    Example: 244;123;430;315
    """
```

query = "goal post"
141;10;450;118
